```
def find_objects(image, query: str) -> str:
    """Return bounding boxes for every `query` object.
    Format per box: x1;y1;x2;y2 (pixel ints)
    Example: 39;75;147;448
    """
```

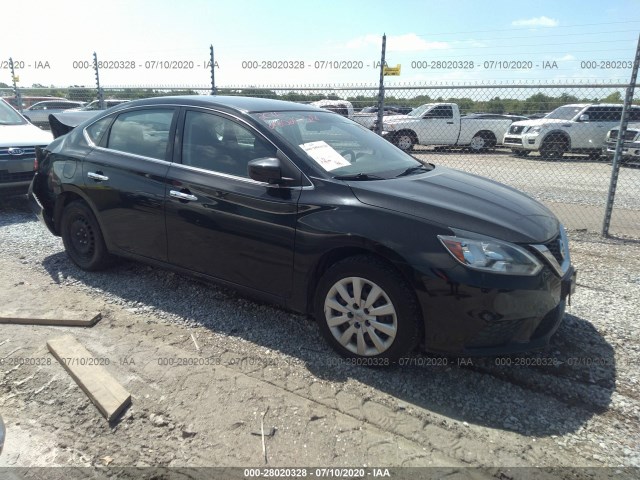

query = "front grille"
609;130;638;141
543;236;564;264
509;125;525;134
466;317;532;348
503;136;522;145
0;170;35;183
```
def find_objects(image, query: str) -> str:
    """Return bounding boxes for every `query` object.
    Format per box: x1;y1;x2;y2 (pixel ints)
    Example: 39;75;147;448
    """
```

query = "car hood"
349;166;559;244
381;114;414;124
0;124;53;146
510;118;573;128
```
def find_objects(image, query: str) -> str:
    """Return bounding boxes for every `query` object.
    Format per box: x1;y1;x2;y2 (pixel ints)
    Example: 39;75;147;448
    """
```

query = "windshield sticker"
300;141;350;171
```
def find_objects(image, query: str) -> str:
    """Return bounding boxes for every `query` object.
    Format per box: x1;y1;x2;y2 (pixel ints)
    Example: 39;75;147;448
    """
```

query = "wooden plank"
0;309;101;327
46;335;131;422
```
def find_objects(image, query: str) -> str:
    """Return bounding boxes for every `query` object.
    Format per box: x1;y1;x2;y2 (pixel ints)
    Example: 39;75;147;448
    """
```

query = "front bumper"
416;262;576;356
503;133;541;151
603;140;640;159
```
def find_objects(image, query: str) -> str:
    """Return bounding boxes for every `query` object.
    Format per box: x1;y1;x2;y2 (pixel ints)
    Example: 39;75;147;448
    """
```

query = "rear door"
164;108;300;297
573;106;622;149
82;107;177;261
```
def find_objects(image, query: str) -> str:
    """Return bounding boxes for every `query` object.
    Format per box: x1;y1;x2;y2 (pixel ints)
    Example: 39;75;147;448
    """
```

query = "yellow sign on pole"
383;64;401;76
12;76;19;83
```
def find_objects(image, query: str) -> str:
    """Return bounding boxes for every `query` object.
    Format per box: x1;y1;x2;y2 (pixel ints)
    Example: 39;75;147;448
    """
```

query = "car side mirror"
248;157;285;184
579;114;589;122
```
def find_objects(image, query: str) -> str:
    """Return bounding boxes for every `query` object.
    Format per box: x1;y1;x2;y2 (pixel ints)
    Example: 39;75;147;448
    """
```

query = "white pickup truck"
380;103;521;152
503;103;640;159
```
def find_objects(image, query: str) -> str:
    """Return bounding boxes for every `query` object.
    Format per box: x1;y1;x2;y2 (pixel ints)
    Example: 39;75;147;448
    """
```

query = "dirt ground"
0;195;639;479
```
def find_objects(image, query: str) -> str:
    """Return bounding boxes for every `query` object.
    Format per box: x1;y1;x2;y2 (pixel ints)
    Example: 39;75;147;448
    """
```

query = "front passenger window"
182;111;276;178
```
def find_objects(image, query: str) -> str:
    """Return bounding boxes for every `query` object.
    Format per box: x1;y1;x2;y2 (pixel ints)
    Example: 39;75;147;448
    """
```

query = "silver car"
22;100;85;129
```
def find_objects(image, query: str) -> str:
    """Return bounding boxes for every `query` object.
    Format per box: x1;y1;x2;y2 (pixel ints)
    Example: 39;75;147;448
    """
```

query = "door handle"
87;172;109;181
170;190;198;202
447;121;454;124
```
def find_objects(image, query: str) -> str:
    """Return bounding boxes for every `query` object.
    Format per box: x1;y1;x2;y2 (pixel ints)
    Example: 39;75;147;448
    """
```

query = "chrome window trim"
90;145;173;165
169;161;313;191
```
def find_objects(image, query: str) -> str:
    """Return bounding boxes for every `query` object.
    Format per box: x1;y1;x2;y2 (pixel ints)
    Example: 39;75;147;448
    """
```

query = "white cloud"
345;33;449;52
511;16;559;27
556;54;576;61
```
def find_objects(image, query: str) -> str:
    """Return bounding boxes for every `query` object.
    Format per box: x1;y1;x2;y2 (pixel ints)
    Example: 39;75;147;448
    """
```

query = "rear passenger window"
86;116;113;145
107;109;174;160
182;110;276;178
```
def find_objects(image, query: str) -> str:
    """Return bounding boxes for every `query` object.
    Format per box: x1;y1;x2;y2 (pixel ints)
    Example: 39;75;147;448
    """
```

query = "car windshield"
545;106;585;120
251;111;427;179
407;104;433;117
0;100;26;125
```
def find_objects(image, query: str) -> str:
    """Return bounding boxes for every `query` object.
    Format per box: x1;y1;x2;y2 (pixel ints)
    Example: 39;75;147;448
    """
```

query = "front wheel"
539;136;568;159
392;132;416;151
61;200;113;271
314;255;422;363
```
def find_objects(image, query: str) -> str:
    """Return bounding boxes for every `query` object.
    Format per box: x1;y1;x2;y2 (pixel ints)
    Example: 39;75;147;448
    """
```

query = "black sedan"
29;96;576;362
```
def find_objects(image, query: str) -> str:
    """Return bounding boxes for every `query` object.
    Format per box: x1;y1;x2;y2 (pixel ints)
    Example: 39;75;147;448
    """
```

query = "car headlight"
383;124;395;132
528;126;544;134
438;235;543;276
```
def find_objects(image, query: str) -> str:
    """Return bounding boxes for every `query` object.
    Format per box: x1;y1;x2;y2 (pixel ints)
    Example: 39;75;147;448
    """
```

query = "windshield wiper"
333;172;386;181
396;164;433;177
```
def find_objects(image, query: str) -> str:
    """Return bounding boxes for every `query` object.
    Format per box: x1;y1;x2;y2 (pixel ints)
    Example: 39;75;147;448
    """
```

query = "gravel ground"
0;191;639;473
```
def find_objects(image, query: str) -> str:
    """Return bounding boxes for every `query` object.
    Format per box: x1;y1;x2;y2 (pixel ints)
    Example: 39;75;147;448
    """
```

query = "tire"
588;151;602;161
392;132;416;152
314;255;422;363
469;132;496;152
512;149;530;157
539;136;568;159
61;200;113;271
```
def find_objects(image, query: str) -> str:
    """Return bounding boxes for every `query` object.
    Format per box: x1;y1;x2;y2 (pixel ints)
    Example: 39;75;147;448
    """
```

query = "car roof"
109;95;322;114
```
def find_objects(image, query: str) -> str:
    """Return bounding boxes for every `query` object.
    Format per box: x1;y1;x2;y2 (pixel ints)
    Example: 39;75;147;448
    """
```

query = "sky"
1;0;639;89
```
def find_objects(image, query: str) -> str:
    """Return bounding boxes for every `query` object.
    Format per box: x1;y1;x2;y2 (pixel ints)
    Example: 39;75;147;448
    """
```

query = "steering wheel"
340;150;357;162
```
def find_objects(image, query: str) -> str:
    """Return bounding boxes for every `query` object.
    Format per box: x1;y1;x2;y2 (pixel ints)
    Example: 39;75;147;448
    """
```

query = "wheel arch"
540;130;571;150
53;188;111;249
305;243;420;316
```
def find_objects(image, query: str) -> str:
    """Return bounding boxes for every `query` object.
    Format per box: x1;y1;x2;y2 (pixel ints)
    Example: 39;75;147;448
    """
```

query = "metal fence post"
375;34;386;135
602;34;640;237
210;45;217;95
93;52;105;109
9;58;23;113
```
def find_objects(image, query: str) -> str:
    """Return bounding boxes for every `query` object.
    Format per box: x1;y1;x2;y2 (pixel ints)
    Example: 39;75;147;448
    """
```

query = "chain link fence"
1;81;638;238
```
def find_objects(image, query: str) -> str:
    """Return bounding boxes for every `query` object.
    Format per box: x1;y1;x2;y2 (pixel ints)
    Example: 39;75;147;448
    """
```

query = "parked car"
352;105;414;129
379;103;519;152
310;99;354;118
603;122;640;162
0;98;53;196
503;104;640;159
22;100;86;129
29;96;576;361
5;95;67;111
65;99;130;112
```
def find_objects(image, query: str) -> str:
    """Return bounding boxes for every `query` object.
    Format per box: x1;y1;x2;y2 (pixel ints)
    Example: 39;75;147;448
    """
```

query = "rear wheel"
314;255;422;363
61;200;113;271
469;132;496;152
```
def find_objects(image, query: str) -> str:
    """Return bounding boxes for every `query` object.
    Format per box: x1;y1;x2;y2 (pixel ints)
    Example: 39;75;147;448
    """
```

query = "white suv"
503;104;640;159
0;99;53;195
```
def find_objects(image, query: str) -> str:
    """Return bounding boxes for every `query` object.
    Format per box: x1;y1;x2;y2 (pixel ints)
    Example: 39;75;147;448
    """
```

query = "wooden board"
0;308;101;327
46;335;131;422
